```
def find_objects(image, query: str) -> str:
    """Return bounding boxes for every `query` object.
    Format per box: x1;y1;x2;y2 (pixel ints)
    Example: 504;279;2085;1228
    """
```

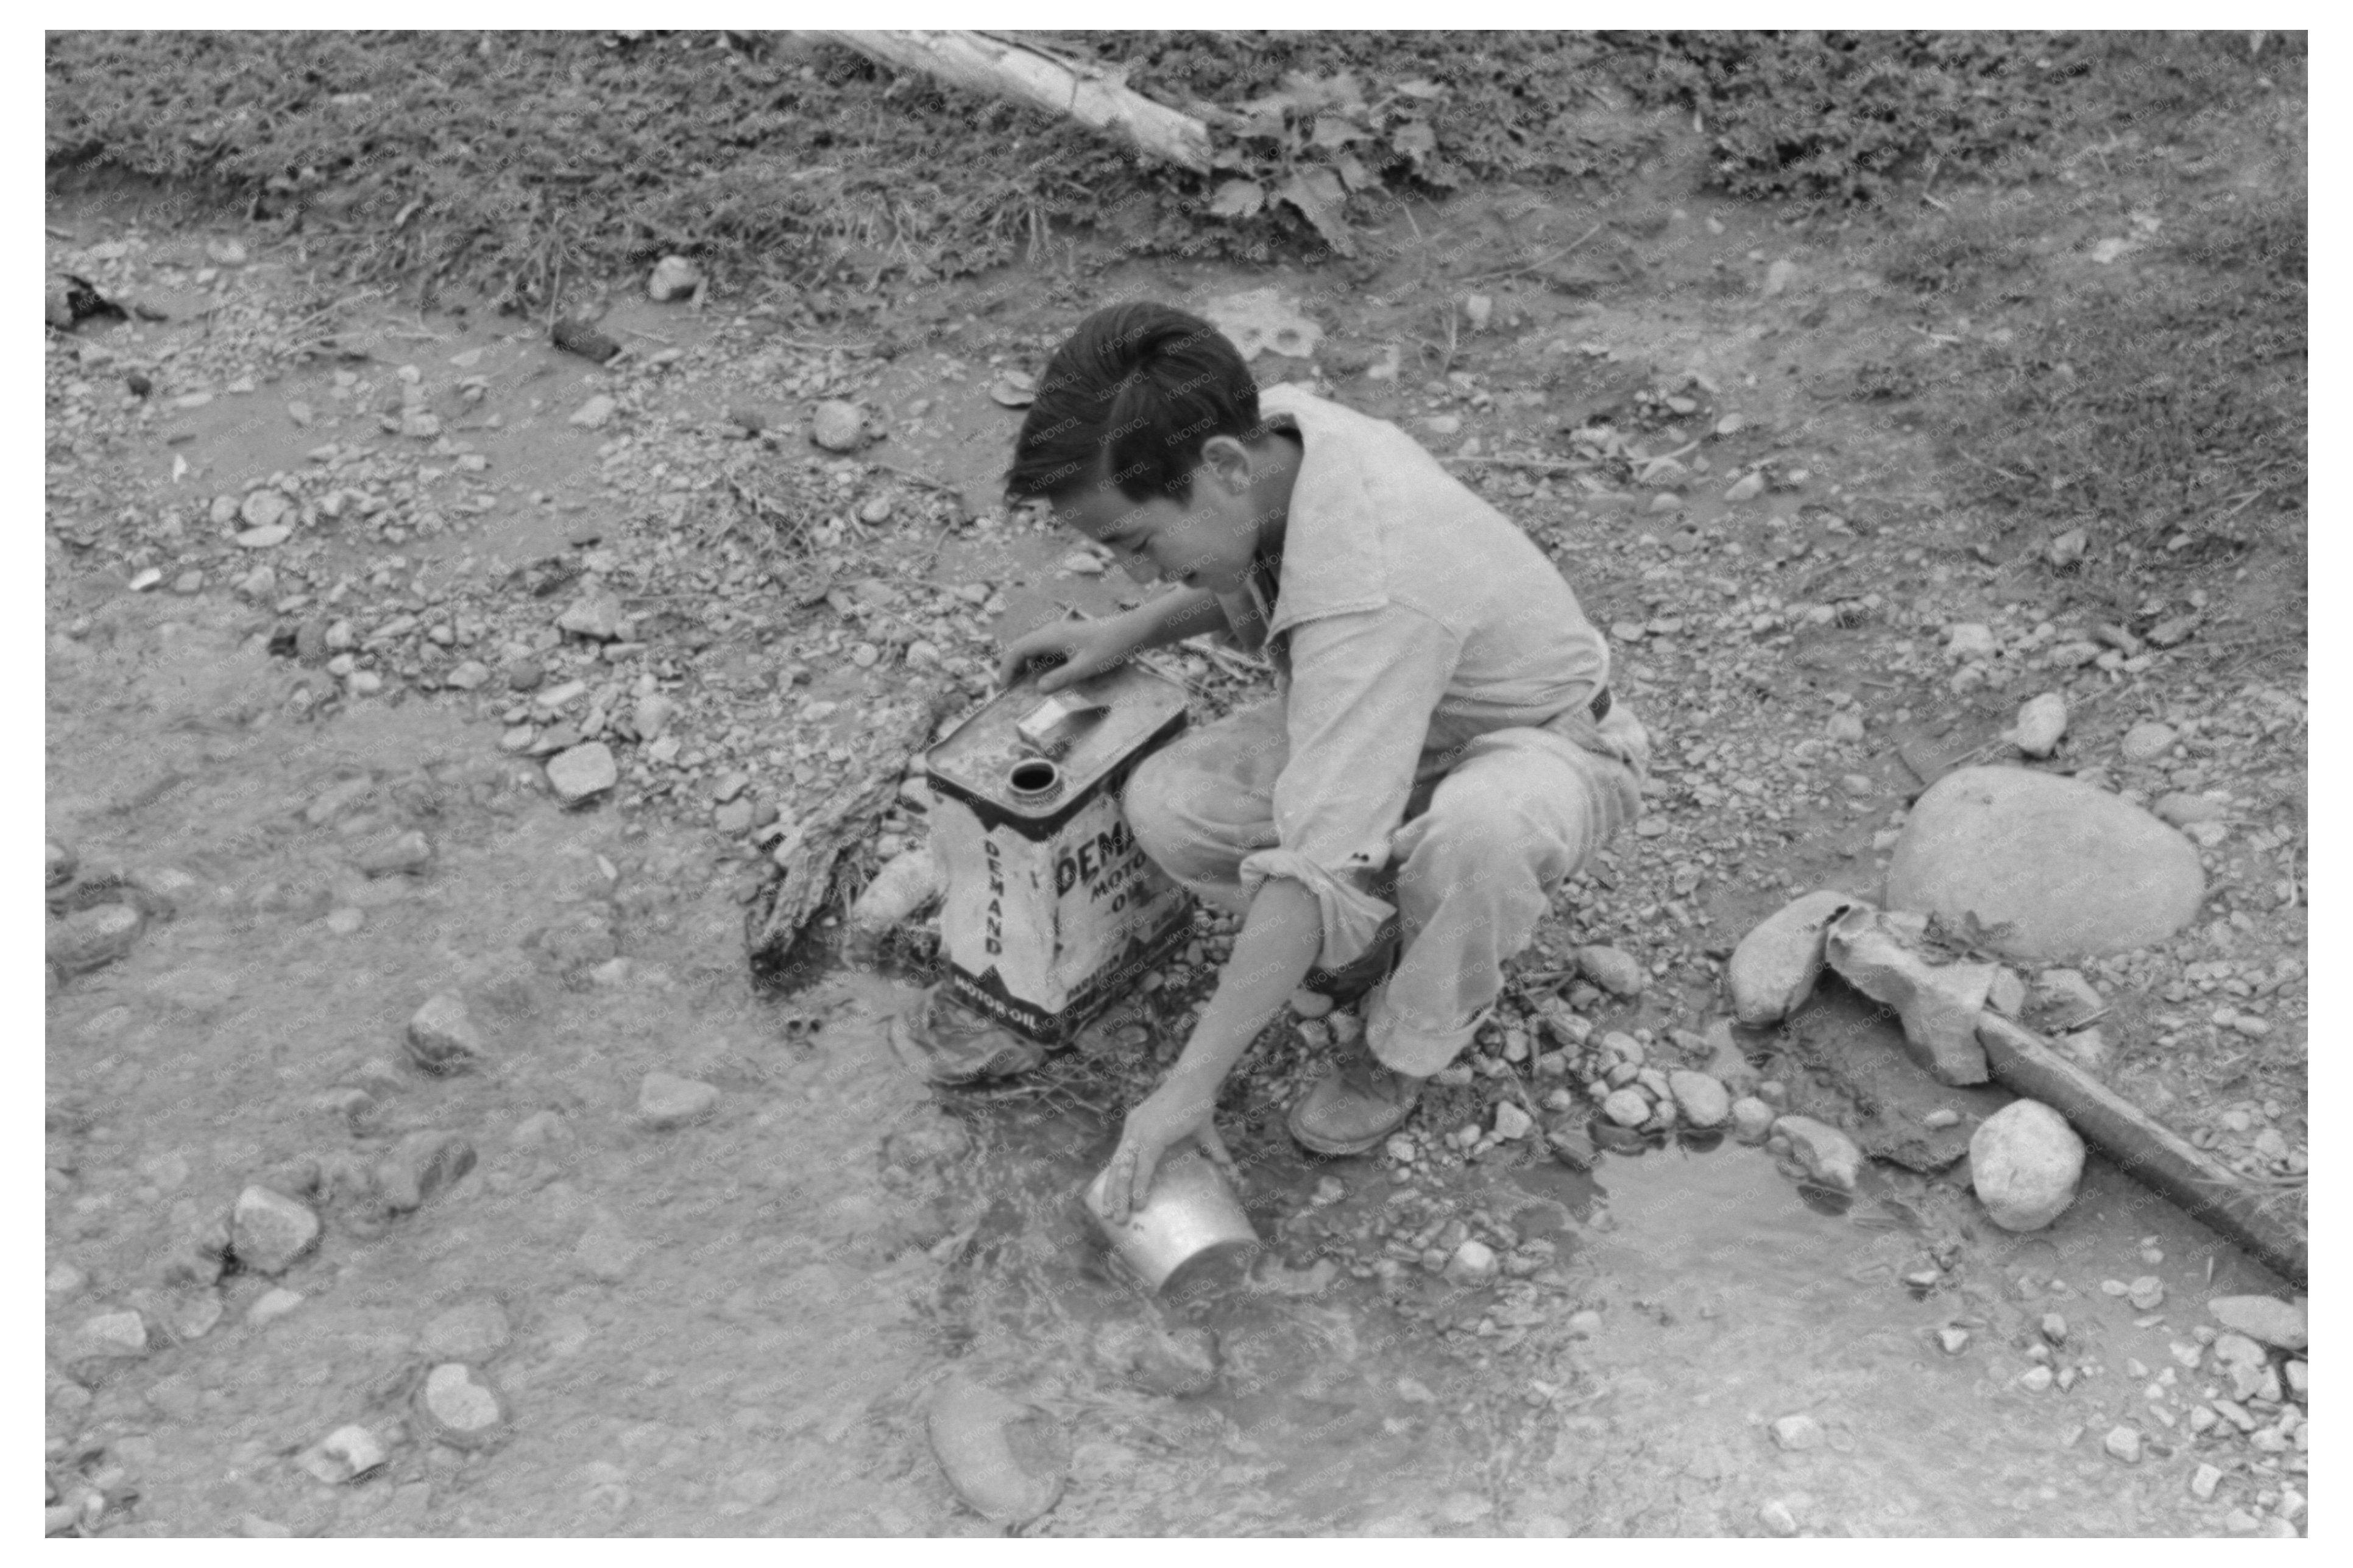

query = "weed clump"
1610;30;2299;202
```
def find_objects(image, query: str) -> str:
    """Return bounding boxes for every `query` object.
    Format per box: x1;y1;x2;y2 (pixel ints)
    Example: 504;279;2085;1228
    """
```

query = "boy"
997;302;1649;1223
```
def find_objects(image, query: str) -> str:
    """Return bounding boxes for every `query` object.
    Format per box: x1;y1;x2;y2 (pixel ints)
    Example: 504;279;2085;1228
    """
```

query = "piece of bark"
745;685;956;986
1824;905;1992;1085
1974;1012;2305;1287
802;30;1212;174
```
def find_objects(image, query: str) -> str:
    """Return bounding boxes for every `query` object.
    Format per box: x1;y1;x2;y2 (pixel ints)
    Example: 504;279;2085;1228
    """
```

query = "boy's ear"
1198;435;1253;494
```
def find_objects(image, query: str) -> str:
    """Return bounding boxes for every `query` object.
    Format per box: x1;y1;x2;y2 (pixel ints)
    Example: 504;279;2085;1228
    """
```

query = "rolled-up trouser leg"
1119;699;1287;917
1365;721;1644;1078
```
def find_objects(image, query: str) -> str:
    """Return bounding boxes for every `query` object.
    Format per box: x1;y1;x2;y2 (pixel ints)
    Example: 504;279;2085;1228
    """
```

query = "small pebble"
1601;1088;1651;1128
230;1185;320;1275
810;400;869;453
1574;944;1646;998
406;992;487;1075
1728;1097;1777;1143
415;1361;509;1448
1546;1124;1598;1172
316;1424;389;1483
646;255;701;302
79;1309;151;1358
637;1071;720;1130
546;742;620;806
246;1287;305;1327
1443;1240;1499;1287
355;830;433;877
375;1130;477;1212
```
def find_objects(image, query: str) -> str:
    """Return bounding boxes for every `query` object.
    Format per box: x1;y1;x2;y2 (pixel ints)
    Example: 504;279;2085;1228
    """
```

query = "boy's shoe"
886;987;1046;1087
1287;1050;1423;1156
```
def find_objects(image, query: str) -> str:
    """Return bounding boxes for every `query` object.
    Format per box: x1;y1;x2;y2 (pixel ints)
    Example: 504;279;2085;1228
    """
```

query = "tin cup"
1084;1146;1260;1295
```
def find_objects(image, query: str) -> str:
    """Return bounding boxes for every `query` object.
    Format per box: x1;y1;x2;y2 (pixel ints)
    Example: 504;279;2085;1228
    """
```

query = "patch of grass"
46;30;2307;308
1879;207;2040;296
1605;30;2301;201
44;30;1156;308
1930;188;2305;548
50;30;1644;304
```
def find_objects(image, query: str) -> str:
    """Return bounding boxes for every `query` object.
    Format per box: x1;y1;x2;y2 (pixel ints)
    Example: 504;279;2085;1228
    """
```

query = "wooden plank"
801;30;1213;174
1975;1012;2305;1286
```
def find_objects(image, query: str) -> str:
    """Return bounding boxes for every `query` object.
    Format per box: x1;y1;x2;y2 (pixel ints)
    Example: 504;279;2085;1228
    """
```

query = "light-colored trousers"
1122;699;1647;1077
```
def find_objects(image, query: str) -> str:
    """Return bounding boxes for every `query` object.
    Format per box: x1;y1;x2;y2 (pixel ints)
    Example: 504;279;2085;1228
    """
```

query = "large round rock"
1885;766;2204;959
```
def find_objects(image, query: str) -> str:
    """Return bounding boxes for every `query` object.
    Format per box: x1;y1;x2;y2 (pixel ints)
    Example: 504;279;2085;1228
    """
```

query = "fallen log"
745;683;960;991
799;30;1212;175
1975;1012;2306;1287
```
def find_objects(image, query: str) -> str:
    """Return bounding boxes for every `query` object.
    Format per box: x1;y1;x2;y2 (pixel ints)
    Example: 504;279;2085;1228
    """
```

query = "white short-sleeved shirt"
1215;384;1619;967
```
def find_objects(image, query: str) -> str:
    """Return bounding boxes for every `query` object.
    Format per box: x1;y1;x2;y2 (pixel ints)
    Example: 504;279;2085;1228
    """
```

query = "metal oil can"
925;662;1192;1045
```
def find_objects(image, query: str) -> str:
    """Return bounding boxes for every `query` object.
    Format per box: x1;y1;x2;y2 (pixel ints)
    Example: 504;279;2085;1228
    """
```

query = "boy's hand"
994;616;1131;694
1099;1079;1239;1225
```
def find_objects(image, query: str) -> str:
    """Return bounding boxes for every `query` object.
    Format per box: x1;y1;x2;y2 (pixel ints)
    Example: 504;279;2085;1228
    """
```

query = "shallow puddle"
903;1023;2298;1536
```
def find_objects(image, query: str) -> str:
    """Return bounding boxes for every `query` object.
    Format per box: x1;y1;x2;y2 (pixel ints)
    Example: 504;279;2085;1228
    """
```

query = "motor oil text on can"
924;663;1192;1045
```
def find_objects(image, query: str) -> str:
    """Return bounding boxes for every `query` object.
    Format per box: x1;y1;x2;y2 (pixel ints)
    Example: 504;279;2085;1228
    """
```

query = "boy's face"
1050;439;1265;595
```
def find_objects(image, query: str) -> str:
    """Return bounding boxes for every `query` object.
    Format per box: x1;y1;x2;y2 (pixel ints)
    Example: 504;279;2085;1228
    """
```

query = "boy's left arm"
1100;606;1461;1219
1100;875;1322;1222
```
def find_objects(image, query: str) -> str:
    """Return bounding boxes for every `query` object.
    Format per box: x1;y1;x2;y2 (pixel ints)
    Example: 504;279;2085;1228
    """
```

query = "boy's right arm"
997;587;1230;690
1125;586;1231;649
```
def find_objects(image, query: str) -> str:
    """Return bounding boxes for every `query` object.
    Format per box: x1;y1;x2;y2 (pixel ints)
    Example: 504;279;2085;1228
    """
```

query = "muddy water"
853;1023;2284;1538
1502;1141;2290;1536
905;1078;1509;1536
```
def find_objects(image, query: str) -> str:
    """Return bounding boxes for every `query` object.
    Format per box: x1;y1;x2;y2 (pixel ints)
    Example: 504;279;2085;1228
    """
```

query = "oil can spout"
1006;758;1063;802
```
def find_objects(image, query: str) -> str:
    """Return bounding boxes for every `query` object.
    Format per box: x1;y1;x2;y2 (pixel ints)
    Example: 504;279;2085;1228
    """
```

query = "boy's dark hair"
1003;301;1261;506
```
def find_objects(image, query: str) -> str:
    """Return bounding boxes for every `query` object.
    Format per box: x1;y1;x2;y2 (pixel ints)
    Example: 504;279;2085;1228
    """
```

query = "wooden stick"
1180;636;1268;680
1975;1012;2305;1286
745;687;958;984
801;30;1213;174
873;461;963;497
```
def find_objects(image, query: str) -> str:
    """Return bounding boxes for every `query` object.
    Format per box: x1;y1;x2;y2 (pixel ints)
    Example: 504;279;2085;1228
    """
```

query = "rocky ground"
45;108;2305;1540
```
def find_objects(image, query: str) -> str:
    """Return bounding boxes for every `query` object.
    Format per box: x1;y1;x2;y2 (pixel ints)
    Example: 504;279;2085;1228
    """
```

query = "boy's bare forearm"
1122;587;1231;651
1162;878;1322;1102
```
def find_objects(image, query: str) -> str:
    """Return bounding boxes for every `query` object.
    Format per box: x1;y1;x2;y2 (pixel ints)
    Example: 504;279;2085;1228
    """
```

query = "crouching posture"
997;302;1649;1221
